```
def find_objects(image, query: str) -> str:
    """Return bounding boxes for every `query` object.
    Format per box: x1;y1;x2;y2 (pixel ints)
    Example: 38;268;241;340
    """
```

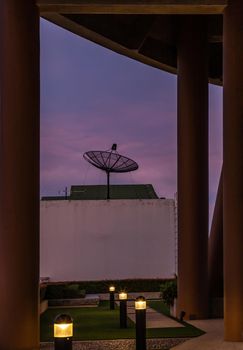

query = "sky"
40;19;223;224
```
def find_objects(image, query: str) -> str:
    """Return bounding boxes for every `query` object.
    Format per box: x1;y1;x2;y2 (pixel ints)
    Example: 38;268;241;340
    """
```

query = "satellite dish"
83;144;138;199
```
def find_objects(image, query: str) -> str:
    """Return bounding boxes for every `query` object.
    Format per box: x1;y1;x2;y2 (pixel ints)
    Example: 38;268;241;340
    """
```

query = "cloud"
40;19;223;227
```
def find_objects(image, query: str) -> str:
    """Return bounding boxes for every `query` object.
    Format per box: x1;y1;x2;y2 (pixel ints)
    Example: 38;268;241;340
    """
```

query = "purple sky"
40;19;222;224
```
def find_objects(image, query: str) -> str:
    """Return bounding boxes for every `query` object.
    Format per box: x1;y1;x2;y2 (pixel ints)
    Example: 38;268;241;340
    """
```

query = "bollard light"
54;314;73;350
135;297;146;310
135;296;146;350
109;285;115;310
119;291;127;300
119;291;128;328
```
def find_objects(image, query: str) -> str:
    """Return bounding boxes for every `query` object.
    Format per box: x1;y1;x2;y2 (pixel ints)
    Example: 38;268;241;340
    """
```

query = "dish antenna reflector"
83;144;138;199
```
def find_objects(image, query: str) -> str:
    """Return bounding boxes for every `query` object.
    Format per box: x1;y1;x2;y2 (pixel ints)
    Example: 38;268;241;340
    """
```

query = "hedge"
40;284;47;302
45;279;174;299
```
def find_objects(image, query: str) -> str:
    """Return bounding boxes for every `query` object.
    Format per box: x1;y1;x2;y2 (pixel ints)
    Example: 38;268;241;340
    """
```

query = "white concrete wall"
40;199;176;281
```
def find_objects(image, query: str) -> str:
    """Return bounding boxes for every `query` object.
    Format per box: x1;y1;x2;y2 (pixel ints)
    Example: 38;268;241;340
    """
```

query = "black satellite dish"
83;144;139;199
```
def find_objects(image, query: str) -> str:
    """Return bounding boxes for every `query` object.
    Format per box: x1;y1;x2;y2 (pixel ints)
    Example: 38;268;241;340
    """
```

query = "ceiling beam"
38;0;227;15
42;13;177;73
42;12;222;86
64;14;156;50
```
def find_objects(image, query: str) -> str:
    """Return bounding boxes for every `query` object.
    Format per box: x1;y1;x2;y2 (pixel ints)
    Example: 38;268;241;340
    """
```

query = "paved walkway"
125;300;184;328
173;319;243;350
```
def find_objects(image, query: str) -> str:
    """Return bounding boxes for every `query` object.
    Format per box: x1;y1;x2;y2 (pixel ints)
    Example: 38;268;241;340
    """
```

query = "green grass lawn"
40;300;204;342
41;301;135;341
148;300;171;317
147;301;204;338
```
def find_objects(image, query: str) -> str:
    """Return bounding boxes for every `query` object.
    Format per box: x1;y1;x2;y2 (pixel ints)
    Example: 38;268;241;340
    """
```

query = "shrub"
63;284;80;298
45;278;174;299
160;280;177;306
40;284;47;302
63;284;86;298
79;289;86;298
45;284;86;299
76;278;172;293
45;284;65;299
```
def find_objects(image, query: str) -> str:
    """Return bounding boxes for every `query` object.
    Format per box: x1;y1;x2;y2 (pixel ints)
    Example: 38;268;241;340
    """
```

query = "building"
40;185;176;281
1;1;243;347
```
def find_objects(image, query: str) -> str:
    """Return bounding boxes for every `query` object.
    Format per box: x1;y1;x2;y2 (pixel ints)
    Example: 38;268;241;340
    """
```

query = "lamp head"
135;296;146;310
54;314;73;338
119;291;127;300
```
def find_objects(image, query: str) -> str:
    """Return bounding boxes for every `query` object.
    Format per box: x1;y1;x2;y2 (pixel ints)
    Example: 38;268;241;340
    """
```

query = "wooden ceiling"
38;1;227;84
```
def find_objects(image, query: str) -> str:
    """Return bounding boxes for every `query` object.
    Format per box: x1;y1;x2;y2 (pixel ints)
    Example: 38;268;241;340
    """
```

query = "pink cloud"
40;19;223;228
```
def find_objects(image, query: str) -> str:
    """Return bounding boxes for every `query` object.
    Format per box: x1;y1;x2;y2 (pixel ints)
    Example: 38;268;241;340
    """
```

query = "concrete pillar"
177;16;209;320
0;1;40;349
223;0;243;342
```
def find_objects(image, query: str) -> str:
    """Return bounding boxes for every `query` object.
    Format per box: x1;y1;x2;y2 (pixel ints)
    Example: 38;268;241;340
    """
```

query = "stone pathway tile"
125;301;184;329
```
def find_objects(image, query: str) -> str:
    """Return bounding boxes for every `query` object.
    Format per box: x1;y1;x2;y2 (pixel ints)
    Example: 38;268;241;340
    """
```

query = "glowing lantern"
135;296;146;310
54;314;73;350
109;286;115;292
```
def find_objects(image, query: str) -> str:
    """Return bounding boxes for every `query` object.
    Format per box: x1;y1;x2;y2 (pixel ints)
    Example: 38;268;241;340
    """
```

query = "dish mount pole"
106;171;110;200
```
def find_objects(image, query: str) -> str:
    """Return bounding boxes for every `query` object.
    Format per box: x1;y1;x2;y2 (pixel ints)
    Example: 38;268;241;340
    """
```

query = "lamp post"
135;296;146;350
109;286;115;310
119;292;128;328
54;314;73;350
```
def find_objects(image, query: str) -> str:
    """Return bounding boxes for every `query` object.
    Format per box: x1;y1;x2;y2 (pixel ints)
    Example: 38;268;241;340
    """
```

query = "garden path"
125;300;184;328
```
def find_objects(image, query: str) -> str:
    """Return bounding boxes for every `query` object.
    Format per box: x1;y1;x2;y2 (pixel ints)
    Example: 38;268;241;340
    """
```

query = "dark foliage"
45;278;174;299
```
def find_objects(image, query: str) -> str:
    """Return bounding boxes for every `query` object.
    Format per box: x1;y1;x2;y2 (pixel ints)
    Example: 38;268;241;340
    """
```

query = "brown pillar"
208;169;223;300
0;1;40;349
208;170;223;318
177;16;208;320
223;0;243;342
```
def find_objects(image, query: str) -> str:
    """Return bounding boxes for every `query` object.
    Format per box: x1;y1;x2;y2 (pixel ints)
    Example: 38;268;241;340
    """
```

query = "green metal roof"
41;184;159;201
70;184;158;200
